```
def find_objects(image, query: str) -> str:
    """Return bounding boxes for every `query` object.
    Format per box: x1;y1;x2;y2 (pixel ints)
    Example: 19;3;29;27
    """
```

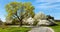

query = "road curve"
28;27;54;32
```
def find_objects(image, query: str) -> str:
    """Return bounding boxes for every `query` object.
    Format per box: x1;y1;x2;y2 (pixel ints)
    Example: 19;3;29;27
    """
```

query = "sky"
0;0;60;22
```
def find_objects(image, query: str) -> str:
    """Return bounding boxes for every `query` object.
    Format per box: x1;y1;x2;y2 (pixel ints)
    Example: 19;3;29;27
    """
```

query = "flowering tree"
34;12;47;20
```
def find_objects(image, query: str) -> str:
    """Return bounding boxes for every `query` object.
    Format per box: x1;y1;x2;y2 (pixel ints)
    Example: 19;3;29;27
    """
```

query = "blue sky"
0;0;60;22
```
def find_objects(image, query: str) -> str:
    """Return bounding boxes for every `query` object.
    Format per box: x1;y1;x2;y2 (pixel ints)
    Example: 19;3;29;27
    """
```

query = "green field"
0;27;31;32
49;22;60;32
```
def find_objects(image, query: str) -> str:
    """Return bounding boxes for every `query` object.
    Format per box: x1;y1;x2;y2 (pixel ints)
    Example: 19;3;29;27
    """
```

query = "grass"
49;22;60;32
0;27;31;32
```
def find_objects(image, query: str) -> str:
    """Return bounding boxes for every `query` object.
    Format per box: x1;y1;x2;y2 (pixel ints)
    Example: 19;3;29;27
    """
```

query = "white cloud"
35;5;53;9
36;0;60;3
34;0;60;9
35;5;59;9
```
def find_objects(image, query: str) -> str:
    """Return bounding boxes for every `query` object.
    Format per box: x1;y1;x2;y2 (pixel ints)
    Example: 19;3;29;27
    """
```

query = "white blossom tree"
34;12;47;20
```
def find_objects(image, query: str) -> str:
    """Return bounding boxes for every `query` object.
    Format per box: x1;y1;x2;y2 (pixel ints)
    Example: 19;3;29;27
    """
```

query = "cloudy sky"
0;0;60;22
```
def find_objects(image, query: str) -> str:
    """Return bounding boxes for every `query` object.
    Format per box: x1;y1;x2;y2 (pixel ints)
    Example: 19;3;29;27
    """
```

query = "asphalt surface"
28;27;54;32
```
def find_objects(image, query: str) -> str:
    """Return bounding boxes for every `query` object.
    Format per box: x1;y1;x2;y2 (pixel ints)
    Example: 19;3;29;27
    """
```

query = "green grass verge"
49;22;60;32
0;27;31;32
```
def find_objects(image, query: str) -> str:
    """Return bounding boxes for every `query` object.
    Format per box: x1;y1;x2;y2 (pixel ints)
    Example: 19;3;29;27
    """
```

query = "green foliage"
33;21;39;26
5;2;35;19
5;2;35;26
0;27;31;32
47;15;54;20
23;2;35;18
12;19;19;24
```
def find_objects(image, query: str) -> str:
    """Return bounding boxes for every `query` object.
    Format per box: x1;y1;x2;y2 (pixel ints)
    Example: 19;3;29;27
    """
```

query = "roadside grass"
0;27;31;32
49;22;60;32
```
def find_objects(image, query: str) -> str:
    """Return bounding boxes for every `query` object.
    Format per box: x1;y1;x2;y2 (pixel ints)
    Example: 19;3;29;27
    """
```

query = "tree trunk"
19;19;23;26
19;14;24;26
15;15;23;26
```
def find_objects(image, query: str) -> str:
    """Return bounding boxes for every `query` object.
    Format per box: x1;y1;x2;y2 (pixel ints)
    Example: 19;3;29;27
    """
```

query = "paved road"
28;27;54;32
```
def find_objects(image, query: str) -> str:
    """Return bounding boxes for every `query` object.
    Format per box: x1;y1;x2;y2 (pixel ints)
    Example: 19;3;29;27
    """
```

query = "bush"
22;22;29;25
33;21;39;26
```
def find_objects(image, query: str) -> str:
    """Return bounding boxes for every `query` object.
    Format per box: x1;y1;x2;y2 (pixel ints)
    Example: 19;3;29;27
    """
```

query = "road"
28;27;54;32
